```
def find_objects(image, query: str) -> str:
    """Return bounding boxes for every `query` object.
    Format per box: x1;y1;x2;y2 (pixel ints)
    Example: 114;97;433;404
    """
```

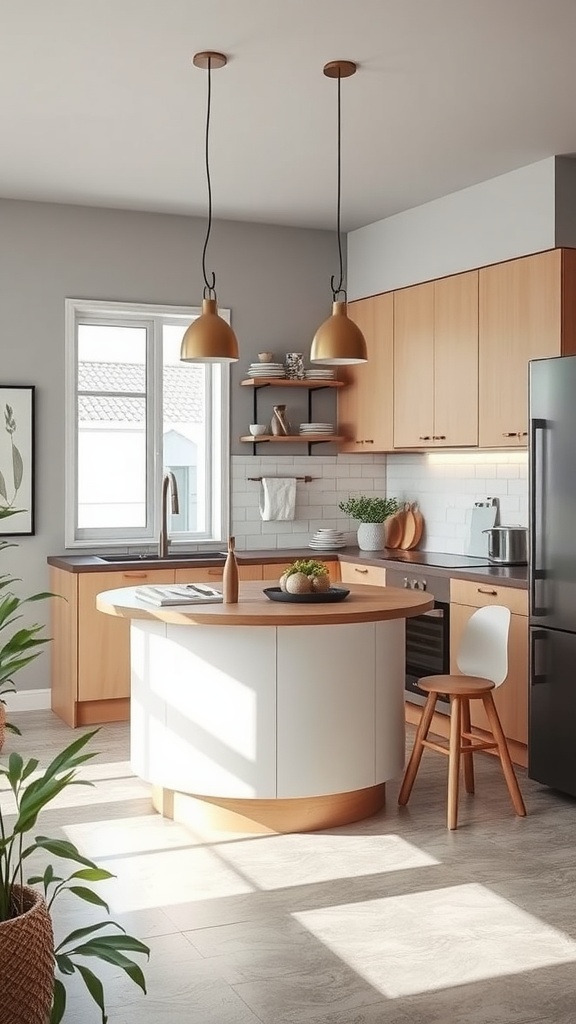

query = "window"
65;299;230;548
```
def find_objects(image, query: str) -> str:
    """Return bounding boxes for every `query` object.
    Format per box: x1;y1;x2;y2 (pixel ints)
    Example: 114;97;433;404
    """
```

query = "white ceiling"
2;0;576;231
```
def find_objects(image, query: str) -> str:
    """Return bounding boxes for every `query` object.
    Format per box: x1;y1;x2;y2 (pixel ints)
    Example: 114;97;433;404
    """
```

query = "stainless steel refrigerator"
529;354;576;795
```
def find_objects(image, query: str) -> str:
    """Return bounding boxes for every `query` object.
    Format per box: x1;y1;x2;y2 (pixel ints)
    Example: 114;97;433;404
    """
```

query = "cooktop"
384;551;491;569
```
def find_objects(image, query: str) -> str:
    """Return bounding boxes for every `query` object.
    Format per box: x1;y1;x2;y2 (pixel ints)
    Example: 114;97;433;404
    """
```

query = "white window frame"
64;298;230;549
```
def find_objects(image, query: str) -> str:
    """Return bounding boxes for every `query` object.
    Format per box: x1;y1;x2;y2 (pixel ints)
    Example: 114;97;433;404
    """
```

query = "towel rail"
248;475;315;483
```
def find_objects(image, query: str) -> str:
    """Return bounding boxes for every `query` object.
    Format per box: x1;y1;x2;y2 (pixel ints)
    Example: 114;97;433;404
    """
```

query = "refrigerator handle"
530;417;547;617
530;628;548;685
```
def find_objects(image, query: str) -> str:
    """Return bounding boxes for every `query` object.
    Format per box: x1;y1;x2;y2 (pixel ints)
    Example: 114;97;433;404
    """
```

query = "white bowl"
249;424;268;436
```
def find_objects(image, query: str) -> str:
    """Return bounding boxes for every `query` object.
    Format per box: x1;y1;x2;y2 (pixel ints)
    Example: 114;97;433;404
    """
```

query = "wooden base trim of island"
152;783;387;834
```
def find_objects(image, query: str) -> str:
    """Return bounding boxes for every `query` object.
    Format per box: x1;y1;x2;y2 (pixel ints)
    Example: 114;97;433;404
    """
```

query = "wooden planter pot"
0;886;54;1024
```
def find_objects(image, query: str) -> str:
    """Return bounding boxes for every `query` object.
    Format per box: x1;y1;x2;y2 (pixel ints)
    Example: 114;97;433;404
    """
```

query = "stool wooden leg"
398;692;437;806
447;696;462;830
461;697;475;795
481;693;527;817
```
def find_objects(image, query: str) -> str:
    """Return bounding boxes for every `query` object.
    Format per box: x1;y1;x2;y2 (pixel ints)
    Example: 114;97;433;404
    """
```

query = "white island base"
130;617;405;833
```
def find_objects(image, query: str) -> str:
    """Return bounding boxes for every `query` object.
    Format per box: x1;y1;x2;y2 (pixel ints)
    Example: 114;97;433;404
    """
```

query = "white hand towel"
259;477;297;521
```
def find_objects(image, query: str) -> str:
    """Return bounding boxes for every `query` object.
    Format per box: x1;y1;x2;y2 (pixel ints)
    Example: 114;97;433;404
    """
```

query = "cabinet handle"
122;572;149;579
208;568;224;576
355;567;369;574
520;431;528;437
502;432;517;437
477;587;498;596
419;435;431;441
355;440;363;444
432;435;446;440
364;439;374;444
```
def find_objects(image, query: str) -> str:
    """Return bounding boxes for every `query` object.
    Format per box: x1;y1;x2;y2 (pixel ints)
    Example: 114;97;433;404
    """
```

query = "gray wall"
0;198;335;691
347;157;557;300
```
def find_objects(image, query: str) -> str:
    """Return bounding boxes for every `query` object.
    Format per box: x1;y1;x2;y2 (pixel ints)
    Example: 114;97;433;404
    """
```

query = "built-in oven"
386;568;451;713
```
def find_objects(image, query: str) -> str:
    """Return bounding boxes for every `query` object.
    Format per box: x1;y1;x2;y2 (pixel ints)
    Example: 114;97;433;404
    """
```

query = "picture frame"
0;385;35;536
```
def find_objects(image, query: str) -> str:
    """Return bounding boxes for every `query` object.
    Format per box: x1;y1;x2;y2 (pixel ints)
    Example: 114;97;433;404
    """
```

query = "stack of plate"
304;368;336;380
309;529;346;550
247;363;286;378
299;422;335;435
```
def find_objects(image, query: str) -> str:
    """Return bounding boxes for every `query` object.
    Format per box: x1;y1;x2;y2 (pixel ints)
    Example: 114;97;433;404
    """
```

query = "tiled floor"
3;710;576;1023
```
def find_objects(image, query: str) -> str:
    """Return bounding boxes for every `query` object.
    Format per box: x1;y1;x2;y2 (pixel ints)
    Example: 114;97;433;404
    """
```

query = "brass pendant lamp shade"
181;51;239;364
310;60;367;366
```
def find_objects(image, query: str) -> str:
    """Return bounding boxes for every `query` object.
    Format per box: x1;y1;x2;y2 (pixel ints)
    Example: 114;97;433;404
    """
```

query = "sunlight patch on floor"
295;882;576;998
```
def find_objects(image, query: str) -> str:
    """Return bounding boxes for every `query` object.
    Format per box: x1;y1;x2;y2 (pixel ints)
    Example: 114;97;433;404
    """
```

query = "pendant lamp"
181;51;239;364
310;60;367;365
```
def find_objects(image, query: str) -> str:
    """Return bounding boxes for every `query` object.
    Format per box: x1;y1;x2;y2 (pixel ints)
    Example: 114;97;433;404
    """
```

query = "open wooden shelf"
240;378;345;389
239;434;346;444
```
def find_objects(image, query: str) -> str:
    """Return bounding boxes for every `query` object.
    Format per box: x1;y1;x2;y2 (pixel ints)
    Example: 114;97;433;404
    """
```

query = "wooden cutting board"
399;502;417;550
405;502;424;550
386;512;404;549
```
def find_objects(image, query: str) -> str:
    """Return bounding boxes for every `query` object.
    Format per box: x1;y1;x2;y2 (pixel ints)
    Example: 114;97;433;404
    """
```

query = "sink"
98;552;227;563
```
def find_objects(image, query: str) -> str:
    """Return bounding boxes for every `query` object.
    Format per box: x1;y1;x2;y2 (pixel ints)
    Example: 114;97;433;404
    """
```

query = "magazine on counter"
135;583;223;607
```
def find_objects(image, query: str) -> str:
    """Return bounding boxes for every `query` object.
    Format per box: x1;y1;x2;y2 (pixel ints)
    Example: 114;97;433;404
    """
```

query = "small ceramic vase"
357;522;386;552
270;405;291;436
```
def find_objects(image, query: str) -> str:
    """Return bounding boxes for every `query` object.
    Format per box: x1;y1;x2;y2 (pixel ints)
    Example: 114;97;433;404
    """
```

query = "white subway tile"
245;534;276;549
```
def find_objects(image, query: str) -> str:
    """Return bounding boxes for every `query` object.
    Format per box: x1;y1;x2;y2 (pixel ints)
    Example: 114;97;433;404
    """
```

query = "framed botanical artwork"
0;386;35;535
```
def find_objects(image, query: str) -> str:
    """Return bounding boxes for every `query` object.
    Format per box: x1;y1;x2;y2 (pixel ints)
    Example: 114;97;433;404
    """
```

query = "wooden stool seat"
398;606;526;830
419;675;495;696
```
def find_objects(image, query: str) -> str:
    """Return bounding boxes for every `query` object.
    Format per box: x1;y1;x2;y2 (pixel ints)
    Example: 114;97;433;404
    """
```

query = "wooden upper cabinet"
434;271;479;447
393;282;435;448
338;292;394;452
479;250;564;447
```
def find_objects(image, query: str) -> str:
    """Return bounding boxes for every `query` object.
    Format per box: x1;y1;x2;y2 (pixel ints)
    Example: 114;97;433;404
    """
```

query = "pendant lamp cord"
201;56;217;299
330;70;346;303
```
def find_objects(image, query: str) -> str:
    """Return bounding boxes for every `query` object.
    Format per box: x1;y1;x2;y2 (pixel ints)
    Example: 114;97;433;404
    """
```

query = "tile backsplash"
386;452;528;555
230;451;528;554
230;454;387;549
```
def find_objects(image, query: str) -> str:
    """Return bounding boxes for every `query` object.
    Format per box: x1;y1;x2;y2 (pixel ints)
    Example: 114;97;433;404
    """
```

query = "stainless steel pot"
482;526;528;565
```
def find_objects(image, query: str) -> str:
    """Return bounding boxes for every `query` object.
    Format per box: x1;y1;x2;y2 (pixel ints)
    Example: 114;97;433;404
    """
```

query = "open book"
135;583;223;607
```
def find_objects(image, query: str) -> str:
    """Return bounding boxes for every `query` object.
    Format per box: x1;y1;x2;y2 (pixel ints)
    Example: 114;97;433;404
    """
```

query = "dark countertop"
47;547;528;590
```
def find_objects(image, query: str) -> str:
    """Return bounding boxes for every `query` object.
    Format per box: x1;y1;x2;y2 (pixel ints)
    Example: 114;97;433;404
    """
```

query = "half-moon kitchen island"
96;580;433;833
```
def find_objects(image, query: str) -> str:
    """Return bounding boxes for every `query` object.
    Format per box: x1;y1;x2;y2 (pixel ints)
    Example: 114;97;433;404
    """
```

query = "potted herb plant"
0;728;150;1023
338;494;399;551
0;507;52;751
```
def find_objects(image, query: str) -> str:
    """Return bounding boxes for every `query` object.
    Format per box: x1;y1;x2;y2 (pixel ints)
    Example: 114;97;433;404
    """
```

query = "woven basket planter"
0;700;6;752
0;886;54;1024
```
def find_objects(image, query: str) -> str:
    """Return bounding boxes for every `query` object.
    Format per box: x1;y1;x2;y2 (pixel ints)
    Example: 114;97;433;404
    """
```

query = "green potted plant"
0;728;150;1023
0;508;52;751
338;494;399;551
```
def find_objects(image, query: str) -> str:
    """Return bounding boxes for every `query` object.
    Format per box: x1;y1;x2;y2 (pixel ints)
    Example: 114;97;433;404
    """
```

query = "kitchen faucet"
159;470;179;558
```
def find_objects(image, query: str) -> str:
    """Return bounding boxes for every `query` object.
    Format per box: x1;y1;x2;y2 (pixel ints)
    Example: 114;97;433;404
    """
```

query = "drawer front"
174;564;262;584
339;561;387;587
450;578;528;616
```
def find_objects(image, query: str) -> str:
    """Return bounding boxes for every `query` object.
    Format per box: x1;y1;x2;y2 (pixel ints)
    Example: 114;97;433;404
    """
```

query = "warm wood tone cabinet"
338;292;394;452
338;561;387;587
394;273;478;449
51;566;176;726
479;248;576;447
51;564;265;726
449;581;528;758
433;271;479;446
393;281;435;448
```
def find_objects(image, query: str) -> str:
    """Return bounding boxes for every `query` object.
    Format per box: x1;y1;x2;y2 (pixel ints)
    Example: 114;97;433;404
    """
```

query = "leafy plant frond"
338;494;400;523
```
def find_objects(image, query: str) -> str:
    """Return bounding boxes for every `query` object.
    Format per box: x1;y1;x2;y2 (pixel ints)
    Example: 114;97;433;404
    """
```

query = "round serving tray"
263;586;350;604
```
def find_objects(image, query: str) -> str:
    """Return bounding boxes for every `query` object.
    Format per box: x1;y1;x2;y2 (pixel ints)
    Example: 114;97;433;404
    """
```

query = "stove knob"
403;577;409;588
421;579;427;591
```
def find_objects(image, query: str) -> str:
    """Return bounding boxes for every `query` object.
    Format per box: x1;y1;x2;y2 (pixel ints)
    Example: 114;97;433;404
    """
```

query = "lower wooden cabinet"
51;562;304;726
338;561;387;587
449;580;528;751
